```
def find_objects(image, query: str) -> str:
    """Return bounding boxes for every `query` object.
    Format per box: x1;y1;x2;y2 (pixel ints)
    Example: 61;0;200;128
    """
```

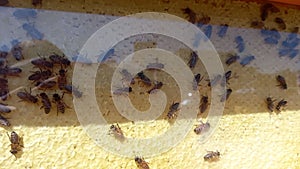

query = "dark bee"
220;71;232;87
193;73;203;90
109;124;125;141
7;131;23;158
167;102;180;119
31;57;53;69
276;75;287;89
113;87;132;95
28;69;52;83
182;7;197;24
57;69;67;90
260;3;279;21
276;99;287;112
208;74;222;87
194;121;210;135
52;93;68;115
204;150;220;161
225;54;240;66
266;97;276;112
274;17;286;30
35;80;56;90
0;66;22;76
199;96;209;114
49;53;71;68
147;81;163;94
188;51;198;69
32;0;42;6
0;102;13;113
17;89;38;103
39;92;51;114
198;15;211;25
11;45;24;61
250;21;264;29
220;89;232;102
120;69;135;85
0;114;10;126
0;77;9;101
137;71;152;86
63;84;82;98
135;157;150;169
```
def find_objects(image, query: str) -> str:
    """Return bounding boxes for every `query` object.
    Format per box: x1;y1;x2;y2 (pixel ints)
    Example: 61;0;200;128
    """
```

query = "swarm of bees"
0;47;81;158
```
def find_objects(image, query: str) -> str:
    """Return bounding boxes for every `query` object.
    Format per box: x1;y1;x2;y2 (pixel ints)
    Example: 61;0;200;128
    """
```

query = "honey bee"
276;75;287;89
0;114;10;126
167;102;180;119
17;89;38;103
7;131;23;158
204;150;220;161
39;92;51;114
266;97;276;112
52;93;69;115
194;121;210;135
57;69;67;90
276;99;287;112
135;156;150;169
109;124;125;141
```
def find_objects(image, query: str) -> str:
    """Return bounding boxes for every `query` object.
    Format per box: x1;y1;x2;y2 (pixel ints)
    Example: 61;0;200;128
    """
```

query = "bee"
276;99;287;112
31;56;53;70
188;51;198;69
199;96;209;114
194;121;210;135
39;92;51;114
0;114;10;126
198;15;211;25
250;21;264;29
7;131;23;158
49;53;71;68
260;3;279;21
0;66;22;76
57;69;67;90
0;77;9;101
32;0;42;6
109;124;125;141
137;71;152;86
220;71;232;87
182;7;197;24
220;89;232;102
28;69;52;83
35;80;57;90
167;102;180;119
266;97;276;112
52;93;68;115
274;17;286;30
225;54;240;66
11;45;24;61
120;69;135;85
113;87;132;95
204;150;220;161
147;81;163;94
0;102;14;113
135;157;150;169
193;73;203;90
207;74;222;87
63;84;82;98
276;75;287;89
17;89;38;103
